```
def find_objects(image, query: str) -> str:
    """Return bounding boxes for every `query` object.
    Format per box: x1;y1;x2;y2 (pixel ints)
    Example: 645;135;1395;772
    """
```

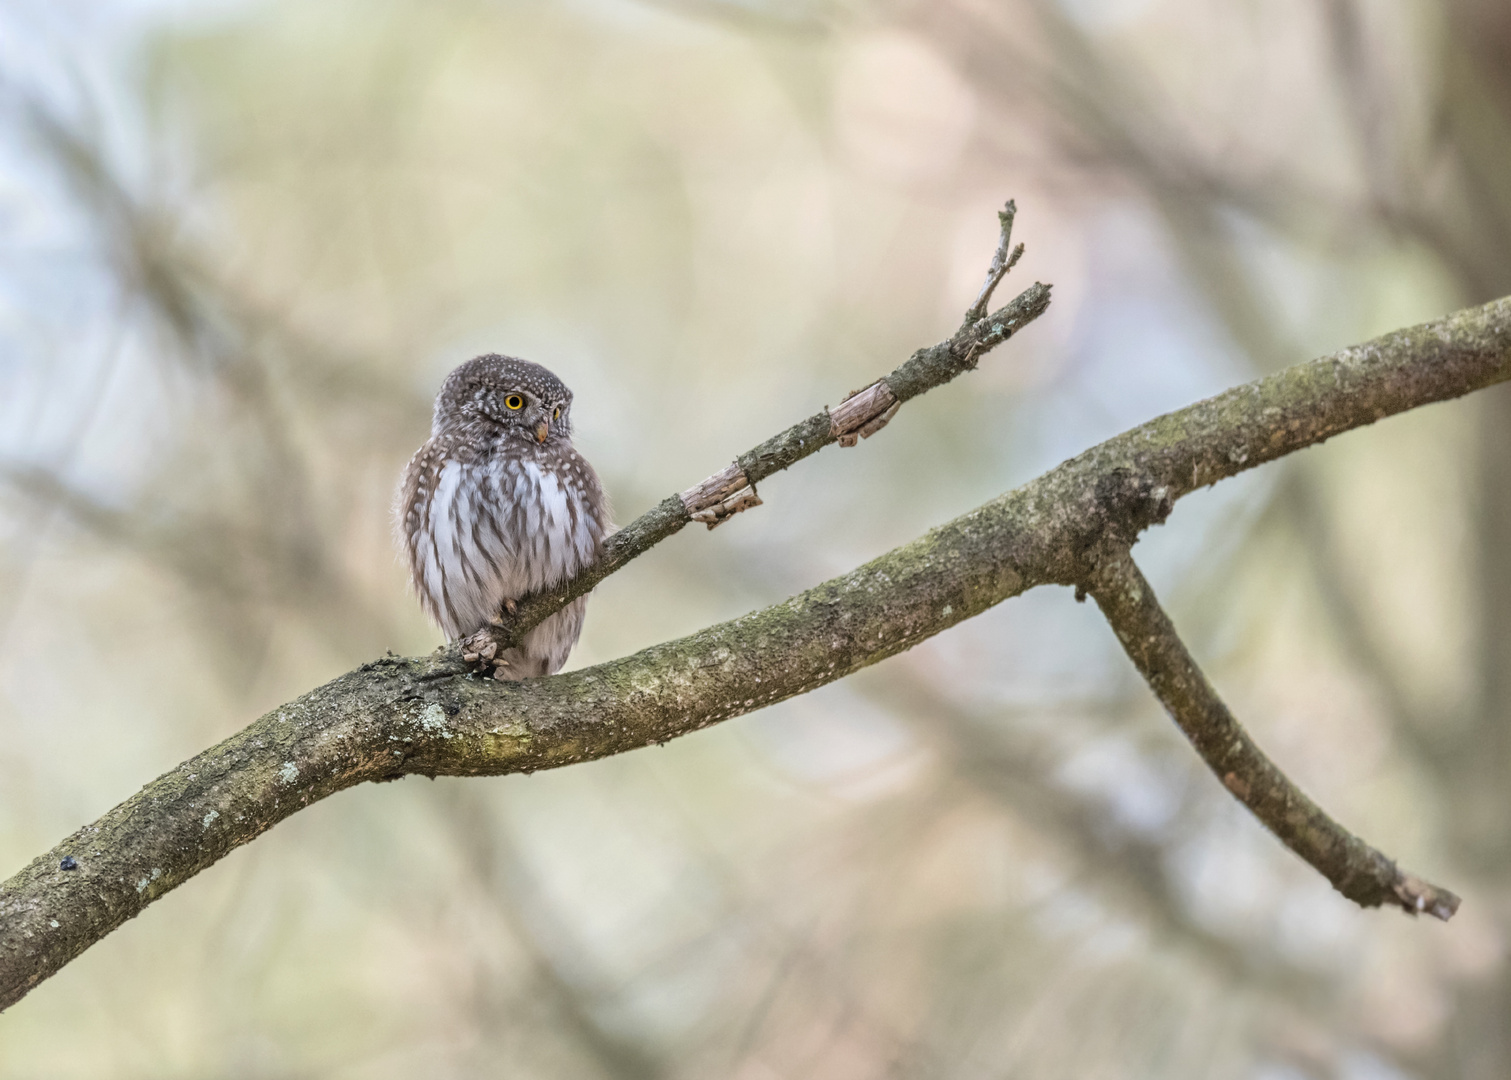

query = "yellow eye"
504;395;523;410
553;407;561;420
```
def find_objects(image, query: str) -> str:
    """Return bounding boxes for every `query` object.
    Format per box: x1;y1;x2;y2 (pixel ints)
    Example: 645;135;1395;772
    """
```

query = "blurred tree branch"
4;288;1510;1008
868;671;1331;997
0;90;422;672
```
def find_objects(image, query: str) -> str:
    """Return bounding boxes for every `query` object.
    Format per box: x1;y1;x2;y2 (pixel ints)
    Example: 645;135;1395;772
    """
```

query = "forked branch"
963;198;1025;327
4;233;1510;1009
1086;544;1459;920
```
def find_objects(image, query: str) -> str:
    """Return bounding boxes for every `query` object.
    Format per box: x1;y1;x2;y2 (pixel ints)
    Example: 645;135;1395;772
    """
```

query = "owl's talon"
459;626;504;670
503;598;518;615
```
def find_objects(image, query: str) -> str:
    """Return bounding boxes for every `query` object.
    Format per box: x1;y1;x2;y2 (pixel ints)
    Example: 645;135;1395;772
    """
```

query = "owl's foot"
460;625;521;680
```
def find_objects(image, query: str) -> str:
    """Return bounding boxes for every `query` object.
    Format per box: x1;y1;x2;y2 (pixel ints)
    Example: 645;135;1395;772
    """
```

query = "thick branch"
1085;545;1459;919
4;295;1510;1008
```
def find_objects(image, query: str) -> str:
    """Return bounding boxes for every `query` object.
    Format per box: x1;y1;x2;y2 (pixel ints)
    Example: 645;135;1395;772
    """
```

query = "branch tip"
1086;545;1460;920
964;197;1023;326
1393;873;1460;922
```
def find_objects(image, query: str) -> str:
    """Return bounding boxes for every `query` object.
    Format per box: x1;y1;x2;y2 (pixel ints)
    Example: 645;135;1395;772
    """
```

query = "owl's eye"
504;395;524;411
553;407;561;420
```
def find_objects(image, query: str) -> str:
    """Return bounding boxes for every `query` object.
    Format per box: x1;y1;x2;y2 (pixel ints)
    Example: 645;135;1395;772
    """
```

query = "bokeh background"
2;0;1509;1076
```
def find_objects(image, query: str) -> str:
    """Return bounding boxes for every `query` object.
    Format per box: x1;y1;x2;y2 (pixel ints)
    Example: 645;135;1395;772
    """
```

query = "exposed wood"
829;382;902;446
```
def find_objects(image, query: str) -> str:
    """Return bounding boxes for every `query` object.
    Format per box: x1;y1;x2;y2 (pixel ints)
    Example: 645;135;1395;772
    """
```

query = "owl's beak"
535;421;550;444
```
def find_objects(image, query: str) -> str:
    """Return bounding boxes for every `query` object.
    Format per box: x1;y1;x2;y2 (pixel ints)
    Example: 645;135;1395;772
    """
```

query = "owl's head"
432;354;575;445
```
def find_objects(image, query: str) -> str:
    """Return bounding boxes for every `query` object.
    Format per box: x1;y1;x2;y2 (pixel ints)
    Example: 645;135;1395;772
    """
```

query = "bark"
1088;546;1457;917
3;294;1510;1011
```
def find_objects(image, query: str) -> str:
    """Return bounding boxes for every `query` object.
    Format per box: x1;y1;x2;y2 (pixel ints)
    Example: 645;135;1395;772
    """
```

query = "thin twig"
1084;544;1459;920
478;205;1051;655
963;199;1024;328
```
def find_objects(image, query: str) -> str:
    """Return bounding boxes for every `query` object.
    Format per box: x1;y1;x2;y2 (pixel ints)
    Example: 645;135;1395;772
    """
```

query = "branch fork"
8;204;1505;1008
963;198;1026;329
826;198;1029;448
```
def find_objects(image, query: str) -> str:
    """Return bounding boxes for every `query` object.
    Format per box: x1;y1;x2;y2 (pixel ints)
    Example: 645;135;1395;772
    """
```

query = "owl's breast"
488;449;605;593
402;437;606;641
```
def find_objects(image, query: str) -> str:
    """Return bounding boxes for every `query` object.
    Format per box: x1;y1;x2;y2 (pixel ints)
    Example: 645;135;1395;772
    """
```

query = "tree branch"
479;200;1050;660
1084;544;1459;920
4;290;1510;1009
962;198;1025;327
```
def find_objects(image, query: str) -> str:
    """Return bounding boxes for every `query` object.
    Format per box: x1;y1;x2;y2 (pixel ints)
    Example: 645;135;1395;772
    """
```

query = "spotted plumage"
398;355;610;678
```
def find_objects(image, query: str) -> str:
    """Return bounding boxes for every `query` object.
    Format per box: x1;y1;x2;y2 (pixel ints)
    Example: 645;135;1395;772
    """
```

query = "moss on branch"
3;295;1510;1010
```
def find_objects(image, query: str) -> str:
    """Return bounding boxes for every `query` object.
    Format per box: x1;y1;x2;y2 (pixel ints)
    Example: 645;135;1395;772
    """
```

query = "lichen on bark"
2;294;1509;1009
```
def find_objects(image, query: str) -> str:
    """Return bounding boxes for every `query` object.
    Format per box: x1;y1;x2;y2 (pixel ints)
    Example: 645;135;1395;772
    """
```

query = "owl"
398;355;610;679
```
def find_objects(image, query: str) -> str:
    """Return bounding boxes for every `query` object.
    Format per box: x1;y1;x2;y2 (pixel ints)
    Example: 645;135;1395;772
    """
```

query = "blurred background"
1;0;1508;1076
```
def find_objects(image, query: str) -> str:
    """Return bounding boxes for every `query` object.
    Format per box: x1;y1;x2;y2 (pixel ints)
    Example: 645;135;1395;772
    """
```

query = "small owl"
398;355;610;678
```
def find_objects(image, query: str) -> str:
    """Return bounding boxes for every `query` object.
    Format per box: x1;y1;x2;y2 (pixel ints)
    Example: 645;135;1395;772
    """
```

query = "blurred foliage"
1;0;1509;1077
